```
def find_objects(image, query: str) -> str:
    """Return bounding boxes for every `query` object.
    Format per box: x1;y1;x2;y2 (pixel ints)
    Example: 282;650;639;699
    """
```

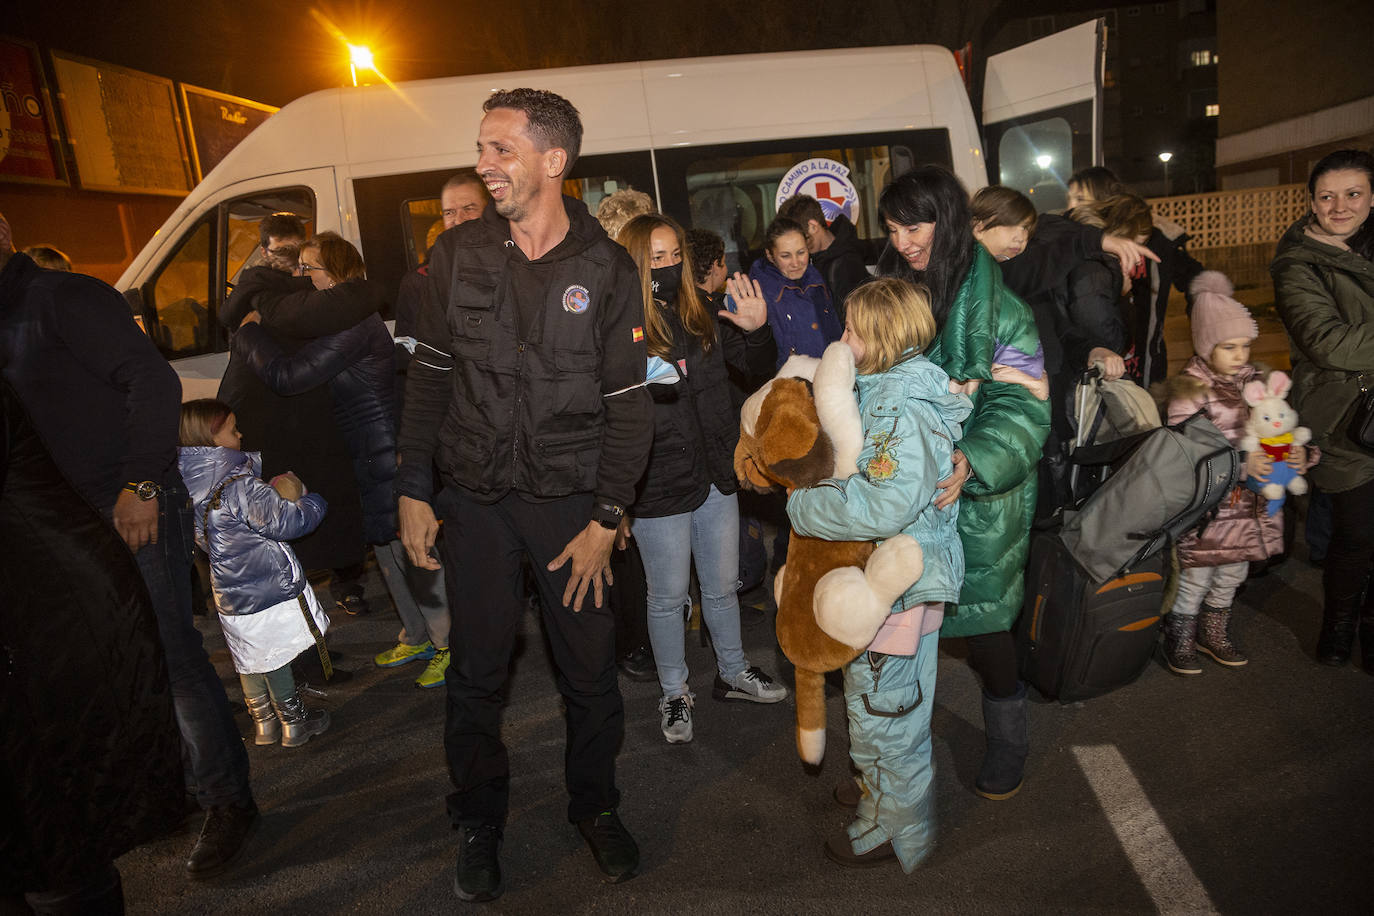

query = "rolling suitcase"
1015;528;1167;703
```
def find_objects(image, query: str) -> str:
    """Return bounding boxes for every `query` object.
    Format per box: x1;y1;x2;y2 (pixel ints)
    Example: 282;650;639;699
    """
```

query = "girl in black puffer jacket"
617;214;789;745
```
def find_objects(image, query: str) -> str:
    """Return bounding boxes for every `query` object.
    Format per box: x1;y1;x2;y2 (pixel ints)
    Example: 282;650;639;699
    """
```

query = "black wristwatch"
592;501;625;530
124;480;162;501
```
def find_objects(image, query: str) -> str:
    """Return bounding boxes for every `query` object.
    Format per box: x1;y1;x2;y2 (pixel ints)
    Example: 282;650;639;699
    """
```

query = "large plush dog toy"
735;342;924;765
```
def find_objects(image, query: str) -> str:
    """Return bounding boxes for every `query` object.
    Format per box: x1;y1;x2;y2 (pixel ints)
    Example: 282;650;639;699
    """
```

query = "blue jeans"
634;485;748;697
128;477;252;809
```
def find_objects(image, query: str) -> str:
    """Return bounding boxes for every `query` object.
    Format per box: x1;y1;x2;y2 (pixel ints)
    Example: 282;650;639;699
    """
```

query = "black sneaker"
576;809;639;883
616;645;657;682
454;823;503;902
186;801;258;879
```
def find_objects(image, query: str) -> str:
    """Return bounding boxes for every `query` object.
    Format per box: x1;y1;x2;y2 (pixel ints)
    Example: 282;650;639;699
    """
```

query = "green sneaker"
415;647;451;689
374;640;436;669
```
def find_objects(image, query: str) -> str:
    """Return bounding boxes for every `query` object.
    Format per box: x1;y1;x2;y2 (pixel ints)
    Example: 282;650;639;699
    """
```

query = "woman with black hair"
877;165;1050;801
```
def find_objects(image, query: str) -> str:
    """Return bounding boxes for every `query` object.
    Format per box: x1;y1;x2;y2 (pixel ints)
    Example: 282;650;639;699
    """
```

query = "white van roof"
198;43;983;190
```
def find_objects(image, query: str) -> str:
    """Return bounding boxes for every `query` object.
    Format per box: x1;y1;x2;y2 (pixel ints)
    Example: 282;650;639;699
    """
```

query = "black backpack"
1059;410;1239;582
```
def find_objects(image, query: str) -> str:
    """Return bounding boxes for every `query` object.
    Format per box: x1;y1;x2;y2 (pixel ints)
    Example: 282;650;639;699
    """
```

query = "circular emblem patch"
774;157;860;225
563;284;590;314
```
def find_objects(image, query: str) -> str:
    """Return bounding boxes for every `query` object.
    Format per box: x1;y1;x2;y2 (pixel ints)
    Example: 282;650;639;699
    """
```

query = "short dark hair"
777;194;827;229
304;231;366;282
1066;166;1122;203
970;185;1037;235
259;212;306;249
483;88;583;176
443;169;487;195
685;228;725;285
23;245;72;271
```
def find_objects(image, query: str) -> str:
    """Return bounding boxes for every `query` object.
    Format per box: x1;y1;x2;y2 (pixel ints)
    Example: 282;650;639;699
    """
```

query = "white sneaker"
659;693;694;744
713;666;788;703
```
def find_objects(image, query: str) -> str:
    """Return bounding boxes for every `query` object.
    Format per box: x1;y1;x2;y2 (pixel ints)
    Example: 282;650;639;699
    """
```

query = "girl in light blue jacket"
788;278;971;872
179;398;332;748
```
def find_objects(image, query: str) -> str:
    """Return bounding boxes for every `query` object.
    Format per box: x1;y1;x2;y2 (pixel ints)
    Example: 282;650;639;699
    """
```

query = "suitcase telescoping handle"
1109;442;1235;580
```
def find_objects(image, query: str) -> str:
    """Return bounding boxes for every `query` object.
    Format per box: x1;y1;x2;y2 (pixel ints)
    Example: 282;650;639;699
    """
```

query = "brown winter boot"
1196;605;1248;667
1162;613;1202;675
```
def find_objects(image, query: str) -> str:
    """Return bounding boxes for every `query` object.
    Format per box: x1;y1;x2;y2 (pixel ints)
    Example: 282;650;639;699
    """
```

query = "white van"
118;22;1105;399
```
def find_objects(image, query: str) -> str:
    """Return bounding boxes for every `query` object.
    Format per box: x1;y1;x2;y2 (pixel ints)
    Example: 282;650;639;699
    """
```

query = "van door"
130;168;337;399
981;19;1105;212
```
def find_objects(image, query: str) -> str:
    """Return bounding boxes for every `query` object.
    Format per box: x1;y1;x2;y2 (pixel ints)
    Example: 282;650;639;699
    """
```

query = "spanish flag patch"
632;326;644;343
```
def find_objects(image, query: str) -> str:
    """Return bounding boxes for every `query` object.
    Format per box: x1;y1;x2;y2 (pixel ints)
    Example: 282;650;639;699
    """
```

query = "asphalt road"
117;535;1371;915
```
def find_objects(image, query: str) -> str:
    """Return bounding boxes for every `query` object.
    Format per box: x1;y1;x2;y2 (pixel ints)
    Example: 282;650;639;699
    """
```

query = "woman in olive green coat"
1271;148;1374;670
877;167;1050;800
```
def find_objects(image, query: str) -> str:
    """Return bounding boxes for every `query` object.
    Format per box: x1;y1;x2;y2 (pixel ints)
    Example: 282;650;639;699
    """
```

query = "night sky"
11;0;1007;107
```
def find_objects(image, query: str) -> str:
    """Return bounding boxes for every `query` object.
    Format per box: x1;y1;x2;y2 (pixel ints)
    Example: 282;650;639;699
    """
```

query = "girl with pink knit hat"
1160;272;1317;674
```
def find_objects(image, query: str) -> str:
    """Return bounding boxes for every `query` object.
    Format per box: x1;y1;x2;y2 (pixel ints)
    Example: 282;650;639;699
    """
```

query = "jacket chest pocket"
552;348;601;416
449;270;499;339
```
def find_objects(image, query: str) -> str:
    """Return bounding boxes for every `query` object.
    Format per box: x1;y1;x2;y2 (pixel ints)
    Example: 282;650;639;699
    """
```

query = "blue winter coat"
749;258;842;368
233;315;397;544
179;446;327;616
787;352;972;610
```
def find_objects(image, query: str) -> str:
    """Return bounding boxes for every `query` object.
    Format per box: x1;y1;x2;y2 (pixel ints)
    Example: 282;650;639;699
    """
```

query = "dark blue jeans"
125;476;252;809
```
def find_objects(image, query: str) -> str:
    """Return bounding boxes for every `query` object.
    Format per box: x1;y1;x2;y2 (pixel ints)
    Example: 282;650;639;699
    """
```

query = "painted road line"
1073;744;1218;915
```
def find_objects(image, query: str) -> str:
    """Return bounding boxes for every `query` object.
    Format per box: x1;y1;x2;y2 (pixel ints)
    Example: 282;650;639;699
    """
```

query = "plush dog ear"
734;430;780;493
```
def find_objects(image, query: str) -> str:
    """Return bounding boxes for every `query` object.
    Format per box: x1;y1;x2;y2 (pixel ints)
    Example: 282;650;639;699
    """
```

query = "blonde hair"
596;189;655;241
843;277;937;375
1068;193;1153;240
617;213;715;357
180;398;233;447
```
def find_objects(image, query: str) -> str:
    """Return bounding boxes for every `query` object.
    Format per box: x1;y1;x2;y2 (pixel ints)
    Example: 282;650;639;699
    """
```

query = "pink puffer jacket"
1166;356;1283;567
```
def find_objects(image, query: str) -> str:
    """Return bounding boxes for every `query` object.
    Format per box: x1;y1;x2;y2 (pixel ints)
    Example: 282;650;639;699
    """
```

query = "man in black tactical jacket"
396;89;652;902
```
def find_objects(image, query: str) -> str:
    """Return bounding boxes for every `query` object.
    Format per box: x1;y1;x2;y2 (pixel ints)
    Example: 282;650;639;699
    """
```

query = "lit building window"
1205;103;1220;117
1190;50;1214;66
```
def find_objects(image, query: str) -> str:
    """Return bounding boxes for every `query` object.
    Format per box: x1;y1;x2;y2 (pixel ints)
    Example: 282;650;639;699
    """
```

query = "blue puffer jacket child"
788;350;971;612
749;257;842;369
180;446;327;616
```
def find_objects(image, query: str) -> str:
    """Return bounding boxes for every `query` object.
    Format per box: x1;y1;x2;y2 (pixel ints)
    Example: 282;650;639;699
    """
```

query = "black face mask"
650;262;683;302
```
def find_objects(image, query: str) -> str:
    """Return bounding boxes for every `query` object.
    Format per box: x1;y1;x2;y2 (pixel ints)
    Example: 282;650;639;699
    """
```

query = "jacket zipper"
513;341;526;478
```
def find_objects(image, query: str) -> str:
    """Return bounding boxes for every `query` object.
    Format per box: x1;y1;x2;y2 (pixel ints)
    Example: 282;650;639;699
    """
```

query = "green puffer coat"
1271;219;1374;493
928;245;1050;637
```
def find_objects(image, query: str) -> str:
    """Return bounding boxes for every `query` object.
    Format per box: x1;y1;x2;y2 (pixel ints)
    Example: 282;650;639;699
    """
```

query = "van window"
655;130;952;272
225;188;315;286
983;100;1095;214
146;215;213;359
996;116;1074;212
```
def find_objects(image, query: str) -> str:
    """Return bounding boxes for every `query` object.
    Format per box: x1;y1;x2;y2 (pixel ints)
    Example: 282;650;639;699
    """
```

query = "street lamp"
348;44;375;87
1158;151;1174;196
1035;154;1052;170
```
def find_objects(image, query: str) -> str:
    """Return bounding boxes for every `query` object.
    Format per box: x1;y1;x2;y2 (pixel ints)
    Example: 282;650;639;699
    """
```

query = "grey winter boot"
272;689;331;747
1162;613;1203;675
1196;605;1248;667
244;693;281;746
975;683;1029;800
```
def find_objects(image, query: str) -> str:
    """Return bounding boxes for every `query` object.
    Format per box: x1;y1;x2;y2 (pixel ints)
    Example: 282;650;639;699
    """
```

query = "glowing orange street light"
349;44;375;86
